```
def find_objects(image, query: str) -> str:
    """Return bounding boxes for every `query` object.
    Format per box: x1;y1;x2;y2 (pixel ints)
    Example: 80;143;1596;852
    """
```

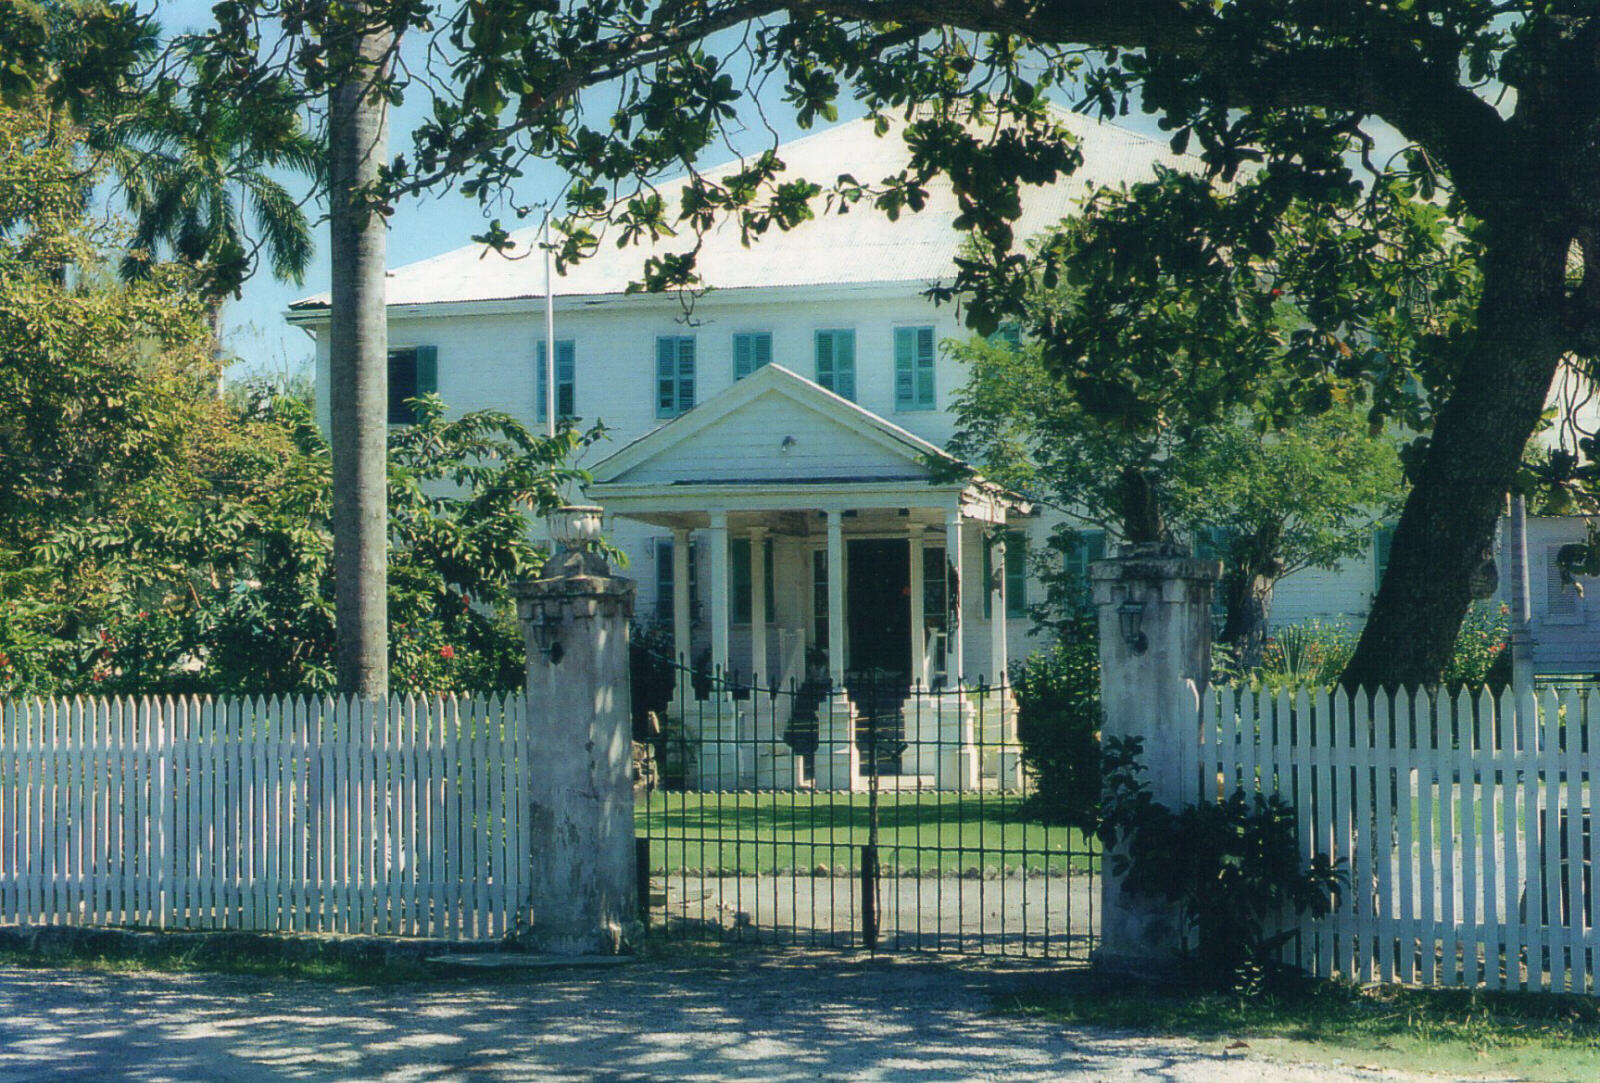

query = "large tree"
405;1;1598;688
154;0;1600;685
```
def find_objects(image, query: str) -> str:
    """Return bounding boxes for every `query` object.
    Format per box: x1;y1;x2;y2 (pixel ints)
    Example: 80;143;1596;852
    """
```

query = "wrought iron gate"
633;661;1098;957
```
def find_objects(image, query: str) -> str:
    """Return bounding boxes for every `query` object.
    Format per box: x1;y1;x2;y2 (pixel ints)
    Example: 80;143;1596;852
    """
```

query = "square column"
988;526;1009;687
749;526;768;683
944;509;965;687
708;509;731;679
826;509;846;688
908;526;925;687
672;526;692;701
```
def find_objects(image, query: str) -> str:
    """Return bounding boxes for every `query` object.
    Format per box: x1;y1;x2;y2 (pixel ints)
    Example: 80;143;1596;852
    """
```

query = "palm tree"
104;55;318;301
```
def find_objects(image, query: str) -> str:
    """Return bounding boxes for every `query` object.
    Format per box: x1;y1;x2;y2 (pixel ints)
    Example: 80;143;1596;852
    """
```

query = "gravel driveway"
0;952;1452;1083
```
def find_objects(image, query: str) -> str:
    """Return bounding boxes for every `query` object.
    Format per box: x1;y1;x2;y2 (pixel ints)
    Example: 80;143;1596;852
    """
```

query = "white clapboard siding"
0;693;532;941
1201;681;1600;994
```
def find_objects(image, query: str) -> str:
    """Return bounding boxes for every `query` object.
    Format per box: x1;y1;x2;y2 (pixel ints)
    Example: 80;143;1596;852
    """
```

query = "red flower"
1271;288;1284;297
439;645;456;660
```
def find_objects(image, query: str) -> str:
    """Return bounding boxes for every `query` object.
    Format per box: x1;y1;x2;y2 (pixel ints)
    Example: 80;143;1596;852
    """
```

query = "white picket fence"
1202;684;1599;993
0;693;532;940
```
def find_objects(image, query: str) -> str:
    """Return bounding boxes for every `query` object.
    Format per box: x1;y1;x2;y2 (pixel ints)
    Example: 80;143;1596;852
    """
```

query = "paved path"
658;873;1095;956
0;952;1445;1082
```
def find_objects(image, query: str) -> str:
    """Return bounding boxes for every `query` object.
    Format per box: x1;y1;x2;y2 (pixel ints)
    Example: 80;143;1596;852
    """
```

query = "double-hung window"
536;339;576;421
894;326;936;410
656;336;696;418
733;332;772;380
654;537;698;625
814;329;856;400
387;345;438;425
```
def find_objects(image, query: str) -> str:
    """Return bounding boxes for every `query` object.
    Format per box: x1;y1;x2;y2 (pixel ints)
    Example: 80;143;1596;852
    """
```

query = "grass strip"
1006;974;1600;1083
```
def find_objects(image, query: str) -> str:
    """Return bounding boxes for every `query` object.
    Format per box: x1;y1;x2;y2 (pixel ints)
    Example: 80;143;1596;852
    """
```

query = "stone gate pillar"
515;505;637;954
1090;542;1219;975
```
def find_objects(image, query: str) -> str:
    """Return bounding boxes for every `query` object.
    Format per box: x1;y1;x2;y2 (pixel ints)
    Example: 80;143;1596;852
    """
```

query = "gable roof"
289;107;1202;312
587;363;964;488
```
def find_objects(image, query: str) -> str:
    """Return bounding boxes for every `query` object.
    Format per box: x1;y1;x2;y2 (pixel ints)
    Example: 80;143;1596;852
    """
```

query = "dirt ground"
0;950;1463;1082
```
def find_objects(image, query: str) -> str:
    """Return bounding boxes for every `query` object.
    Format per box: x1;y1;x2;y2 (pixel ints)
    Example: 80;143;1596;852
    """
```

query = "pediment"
590;365;957;488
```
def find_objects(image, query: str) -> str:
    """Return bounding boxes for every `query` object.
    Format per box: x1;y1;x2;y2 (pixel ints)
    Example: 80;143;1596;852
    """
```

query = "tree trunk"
328;13;392;697
1341;219;1569;690
1219;571;1274;672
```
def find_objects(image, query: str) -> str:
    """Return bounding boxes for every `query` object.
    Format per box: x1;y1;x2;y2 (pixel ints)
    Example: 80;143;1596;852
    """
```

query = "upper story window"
991;323;1023;350
733;332;773;380
894;326;936;410
388;345;437;425
536;339;576;421
1063;528;1106;615
814;329;856;401
656;336;696;418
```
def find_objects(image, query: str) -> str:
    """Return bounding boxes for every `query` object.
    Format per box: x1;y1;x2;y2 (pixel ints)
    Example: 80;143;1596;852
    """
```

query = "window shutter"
557;340;576;418
916;327;935;407
755;333;771;369
1005;532;1027;618
656;338;677;417
536;341;548;421
655;538;674;623
894;328;915;407
1374;525;1395;594
734;335;753;380
1548;543;1582;623
415;345;438;396
815;331;834;389
835;330;855;401
677;337;695;412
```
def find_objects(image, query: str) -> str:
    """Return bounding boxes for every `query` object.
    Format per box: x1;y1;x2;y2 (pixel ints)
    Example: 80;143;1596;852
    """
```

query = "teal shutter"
894;328;915;408
655;538;674;624
731;538;753;624
733;332;771;380
763;536;775;618
895;327;934;409
415;345;438;396
656;337;677;417
835;330;855;400
677;337;695;412
1374;524;1395;593
983;531;1026;619
537;340;577;420
815;330;855;400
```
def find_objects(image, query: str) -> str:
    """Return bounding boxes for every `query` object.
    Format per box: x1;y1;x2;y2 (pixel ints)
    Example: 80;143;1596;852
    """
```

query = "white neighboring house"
286;108;1523;785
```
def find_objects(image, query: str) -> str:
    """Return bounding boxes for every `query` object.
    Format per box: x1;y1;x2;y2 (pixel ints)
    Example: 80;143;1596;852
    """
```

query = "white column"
989;527;1009;687
826;509;846;688
708;510;731;680
672;527;692;679
749;526;768;683
908;526;926;688
945;509;965;687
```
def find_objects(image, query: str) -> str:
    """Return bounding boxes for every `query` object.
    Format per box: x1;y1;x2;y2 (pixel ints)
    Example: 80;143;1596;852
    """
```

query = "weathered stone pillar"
516;506;637;955
1090;542;1219;975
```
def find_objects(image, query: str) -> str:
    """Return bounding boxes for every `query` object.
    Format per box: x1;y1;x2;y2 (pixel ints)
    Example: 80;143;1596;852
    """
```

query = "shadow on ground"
0;951;1404;1082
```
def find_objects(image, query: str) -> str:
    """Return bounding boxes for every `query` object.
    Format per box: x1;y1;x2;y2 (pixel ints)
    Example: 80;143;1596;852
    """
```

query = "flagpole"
543;210;557;440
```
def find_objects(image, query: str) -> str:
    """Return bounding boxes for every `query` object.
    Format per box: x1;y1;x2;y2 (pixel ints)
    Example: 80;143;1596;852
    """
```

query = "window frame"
813;328;856;401
894;325;937;411
387;345;437;426
656;335;697;418
535;338;577;421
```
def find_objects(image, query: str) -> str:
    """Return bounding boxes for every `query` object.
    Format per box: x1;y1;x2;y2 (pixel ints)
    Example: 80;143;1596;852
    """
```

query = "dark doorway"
847;539;911;678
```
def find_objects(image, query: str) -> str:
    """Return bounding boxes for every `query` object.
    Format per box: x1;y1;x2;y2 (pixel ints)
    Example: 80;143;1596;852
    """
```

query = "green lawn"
635;791;1096;876
1008;976;1600;1083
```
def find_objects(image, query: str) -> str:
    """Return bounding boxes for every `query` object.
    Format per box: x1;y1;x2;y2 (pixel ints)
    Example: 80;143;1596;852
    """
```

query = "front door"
846;539;911;679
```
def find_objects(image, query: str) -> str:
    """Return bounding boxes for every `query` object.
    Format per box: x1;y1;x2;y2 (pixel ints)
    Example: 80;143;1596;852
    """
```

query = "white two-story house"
288;109;1527;788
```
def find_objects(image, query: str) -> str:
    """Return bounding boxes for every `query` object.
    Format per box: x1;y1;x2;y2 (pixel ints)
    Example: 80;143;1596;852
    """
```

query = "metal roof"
290;108;1203;312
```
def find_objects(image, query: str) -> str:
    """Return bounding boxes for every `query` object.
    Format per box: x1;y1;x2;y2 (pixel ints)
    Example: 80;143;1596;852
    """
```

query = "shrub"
1441;601;1510;688
1256;618;1357;689
1012;628;1101;830
1097;737;1344;990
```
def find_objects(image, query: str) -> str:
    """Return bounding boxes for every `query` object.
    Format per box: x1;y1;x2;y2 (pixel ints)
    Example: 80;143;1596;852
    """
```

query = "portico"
587;365;1025;792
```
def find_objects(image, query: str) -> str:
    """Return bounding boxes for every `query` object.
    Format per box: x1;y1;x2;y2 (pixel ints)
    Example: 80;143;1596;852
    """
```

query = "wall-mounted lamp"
1117;592;1149;654
780;435;797;453
529;609;565;665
